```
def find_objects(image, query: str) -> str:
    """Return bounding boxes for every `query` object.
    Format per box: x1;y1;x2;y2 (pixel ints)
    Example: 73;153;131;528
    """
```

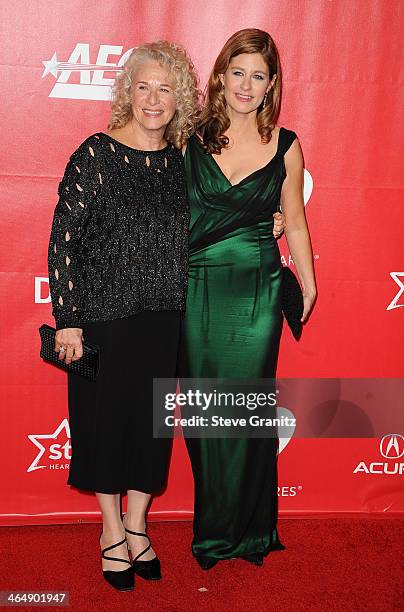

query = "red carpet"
0;519;402;611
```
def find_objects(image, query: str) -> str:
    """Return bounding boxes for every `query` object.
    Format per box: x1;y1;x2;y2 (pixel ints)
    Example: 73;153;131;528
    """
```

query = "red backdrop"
0;0;403;525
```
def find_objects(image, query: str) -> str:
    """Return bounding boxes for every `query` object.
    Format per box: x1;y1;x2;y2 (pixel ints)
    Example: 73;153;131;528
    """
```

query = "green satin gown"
179;127;297;560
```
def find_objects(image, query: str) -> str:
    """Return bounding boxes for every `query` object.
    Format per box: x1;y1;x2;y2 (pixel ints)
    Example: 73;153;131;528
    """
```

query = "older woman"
47;42;198;591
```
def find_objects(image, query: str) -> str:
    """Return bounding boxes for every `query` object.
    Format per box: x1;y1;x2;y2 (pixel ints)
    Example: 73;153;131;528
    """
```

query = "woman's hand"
301;288;317;323
55;328;83;365
273;211;285;238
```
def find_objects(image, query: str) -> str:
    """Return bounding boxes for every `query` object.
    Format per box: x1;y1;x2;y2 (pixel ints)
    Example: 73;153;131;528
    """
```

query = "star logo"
386;272;404;311
27;419;71;473
41;52;59;78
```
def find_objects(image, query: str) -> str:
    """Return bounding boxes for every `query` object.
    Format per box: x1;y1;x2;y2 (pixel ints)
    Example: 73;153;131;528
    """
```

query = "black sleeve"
47;139;99;329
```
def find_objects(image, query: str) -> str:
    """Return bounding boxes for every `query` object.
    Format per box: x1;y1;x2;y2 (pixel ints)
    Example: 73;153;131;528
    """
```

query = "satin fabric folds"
178;128;297;559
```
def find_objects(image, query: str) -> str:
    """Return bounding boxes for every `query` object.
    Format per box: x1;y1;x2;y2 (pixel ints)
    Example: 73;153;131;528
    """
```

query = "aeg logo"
42;43;134;100
353;434;404;476
27;419;71;473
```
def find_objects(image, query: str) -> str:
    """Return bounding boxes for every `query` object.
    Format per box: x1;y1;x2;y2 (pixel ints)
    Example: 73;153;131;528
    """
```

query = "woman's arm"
280;139;317;322
48;141;97;361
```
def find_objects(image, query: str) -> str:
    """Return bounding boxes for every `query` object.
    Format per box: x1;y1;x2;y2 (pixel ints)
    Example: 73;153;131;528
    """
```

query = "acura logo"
380;434;404;459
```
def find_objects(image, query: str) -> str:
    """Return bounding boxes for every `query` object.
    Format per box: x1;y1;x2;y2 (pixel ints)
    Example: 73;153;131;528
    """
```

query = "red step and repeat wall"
1;1;403;525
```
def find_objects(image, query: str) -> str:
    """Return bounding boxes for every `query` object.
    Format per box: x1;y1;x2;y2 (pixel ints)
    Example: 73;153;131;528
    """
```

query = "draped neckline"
206;127;284;189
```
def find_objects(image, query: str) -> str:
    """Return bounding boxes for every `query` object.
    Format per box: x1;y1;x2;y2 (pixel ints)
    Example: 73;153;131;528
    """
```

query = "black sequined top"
48;133;189;330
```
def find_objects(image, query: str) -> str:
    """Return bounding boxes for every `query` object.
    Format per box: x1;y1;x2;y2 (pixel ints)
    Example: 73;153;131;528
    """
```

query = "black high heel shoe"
195;555;218;570
124;527;161;581
100;532;135;591
241;552;264;566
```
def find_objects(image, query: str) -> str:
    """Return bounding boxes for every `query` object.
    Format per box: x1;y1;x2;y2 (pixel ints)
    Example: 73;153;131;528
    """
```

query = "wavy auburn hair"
108;41;201;148
198;28;282;154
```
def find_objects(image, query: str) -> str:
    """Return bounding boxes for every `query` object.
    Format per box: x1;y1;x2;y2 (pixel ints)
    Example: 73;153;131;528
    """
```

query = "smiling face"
220;52;275;115
130;60;177;134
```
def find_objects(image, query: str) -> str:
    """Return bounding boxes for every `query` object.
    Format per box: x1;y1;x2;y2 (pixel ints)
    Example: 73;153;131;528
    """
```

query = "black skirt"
67;310;181;494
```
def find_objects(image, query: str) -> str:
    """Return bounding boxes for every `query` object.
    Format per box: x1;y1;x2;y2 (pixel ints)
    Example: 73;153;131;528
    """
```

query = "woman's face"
130;60;177;134
220;52;274;115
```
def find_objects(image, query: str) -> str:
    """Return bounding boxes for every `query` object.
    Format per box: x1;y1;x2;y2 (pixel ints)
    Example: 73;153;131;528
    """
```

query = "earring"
263;92;268;106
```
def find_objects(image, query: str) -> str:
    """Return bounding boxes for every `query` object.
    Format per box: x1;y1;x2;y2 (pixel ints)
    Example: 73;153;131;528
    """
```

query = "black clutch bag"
39;324;100;380
281;266;304;340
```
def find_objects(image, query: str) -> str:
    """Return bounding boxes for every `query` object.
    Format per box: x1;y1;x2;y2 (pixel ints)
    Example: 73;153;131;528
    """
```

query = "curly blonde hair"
108;41;201;148
198;29;282;154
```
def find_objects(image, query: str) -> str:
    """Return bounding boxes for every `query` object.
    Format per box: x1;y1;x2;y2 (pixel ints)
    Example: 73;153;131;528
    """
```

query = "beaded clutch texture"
39;324;100;380
281;266;304;340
